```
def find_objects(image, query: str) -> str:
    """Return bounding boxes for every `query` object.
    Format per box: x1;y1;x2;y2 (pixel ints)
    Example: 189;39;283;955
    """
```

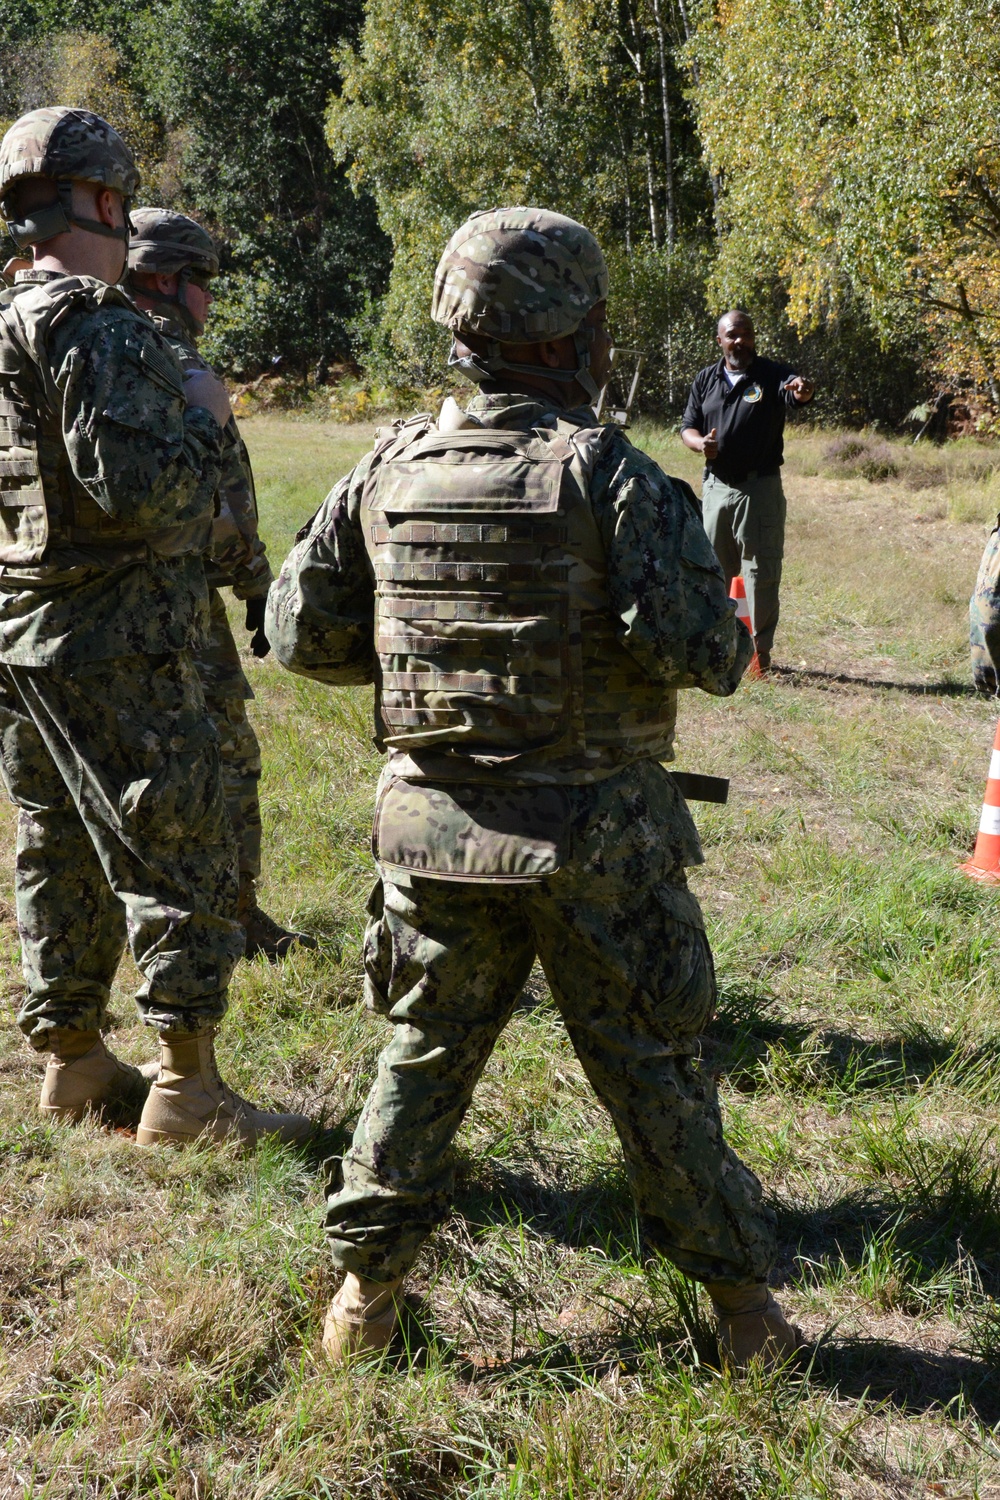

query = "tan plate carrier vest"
0;277;207;566
360;417;676;776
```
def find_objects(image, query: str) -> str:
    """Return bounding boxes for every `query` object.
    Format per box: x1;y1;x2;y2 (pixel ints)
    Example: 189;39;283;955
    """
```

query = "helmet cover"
0;107;138;248
128;207;219;277
431;206;608;342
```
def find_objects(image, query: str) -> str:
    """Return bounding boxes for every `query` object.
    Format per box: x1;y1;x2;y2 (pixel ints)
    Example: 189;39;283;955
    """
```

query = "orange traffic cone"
730;576;762;679
960;716;1000;882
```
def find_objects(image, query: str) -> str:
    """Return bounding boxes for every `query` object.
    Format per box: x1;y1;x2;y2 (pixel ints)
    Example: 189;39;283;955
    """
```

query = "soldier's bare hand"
183;369;232;428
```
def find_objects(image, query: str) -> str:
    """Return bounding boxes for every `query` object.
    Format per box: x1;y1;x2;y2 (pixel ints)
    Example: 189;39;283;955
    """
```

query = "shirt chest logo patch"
742;382;763;404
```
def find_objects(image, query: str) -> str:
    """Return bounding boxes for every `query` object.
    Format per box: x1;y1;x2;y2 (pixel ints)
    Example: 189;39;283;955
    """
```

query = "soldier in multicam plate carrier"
0;107;309;1146
268;207;801;1369
126;207;315;960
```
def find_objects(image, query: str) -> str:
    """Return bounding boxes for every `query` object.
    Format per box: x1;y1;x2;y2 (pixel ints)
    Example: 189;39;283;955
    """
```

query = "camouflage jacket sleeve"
592;436;753;694
266;453;376;684
210;416;274;599
49;304;222;533
971;520;1000;694
153;321;272;596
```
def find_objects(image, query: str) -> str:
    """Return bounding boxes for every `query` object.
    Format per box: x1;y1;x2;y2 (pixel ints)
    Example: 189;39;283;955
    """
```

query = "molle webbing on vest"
0;279;199;567
361;418;676;776
0;324;50;562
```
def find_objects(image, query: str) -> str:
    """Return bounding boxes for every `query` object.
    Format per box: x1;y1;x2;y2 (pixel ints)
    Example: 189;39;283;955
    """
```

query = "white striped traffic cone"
961;716;1000;883
729;576;762;679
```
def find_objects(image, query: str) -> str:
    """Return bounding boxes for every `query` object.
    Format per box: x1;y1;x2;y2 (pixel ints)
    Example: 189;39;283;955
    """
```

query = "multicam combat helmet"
0;107;139;249
128;208;219;278
126;207;219;339
431;206;609;401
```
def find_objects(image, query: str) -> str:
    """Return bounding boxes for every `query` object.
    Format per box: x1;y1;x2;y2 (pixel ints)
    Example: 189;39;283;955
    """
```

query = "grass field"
3;415;1000;1497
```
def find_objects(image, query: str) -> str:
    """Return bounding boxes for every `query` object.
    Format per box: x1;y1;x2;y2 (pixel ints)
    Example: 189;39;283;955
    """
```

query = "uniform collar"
466;390;597;428
715;355;760;384
151;310;194;345
14;267;67;285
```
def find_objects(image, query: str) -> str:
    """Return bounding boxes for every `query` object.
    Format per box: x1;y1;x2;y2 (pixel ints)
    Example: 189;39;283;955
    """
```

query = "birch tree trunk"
651;0;675;250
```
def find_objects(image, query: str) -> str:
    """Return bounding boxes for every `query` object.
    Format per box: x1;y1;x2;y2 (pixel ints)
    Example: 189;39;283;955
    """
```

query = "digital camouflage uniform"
971;518;1000;693
269;332;776;1288
0;264;244;1046
152;310;273;882
0;110;242;1050
126;207;312;961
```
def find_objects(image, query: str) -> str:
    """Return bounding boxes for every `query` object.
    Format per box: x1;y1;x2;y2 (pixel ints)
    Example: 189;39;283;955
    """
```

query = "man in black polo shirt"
681;311;814;670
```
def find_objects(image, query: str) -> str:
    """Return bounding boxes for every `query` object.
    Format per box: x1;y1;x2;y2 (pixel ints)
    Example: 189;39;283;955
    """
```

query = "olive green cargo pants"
702;471;786;656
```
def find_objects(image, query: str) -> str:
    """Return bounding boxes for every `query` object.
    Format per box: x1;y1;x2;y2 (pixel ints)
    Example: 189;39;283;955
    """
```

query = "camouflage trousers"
0;651;243;1049
190;587;262;883
325;847;777;1286
702;471;786;656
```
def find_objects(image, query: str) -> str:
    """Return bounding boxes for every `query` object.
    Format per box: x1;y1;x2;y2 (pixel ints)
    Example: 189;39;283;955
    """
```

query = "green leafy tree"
327;0;714;401
136;0;390;380
690;0;1000;405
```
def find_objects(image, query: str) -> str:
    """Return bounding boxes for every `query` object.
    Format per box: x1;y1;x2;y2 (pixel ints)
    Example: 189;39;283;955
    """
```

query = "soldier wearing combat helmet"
0;107;309;1146
268;206;799;1368
127;207;315;960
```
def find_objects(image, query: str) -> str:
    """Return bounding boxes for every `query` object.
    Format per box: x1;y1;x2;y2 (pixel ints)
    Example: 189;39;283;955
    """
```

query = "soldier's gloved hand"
183;368;232;428
973;667;1000;696
245;597;271;658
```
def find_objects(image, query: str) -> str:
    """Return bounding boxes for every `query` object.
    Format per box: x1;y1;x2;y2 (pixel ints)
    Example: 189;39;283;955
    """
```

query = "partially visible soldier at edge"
0;107;308;1145
681;311;815;672
970;513;1000;694
268;207;801;1369
126;207;315;960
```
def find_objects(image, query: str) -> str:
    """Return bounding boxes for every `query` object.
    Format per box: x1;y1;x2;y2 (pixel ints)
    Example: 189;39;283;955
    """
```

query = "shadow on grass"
706;986;968;1094
812;1337;1000;1423
394;1287;1000;1425
455;1156;1000;1292
773;664;979;699
453;1154;639;1260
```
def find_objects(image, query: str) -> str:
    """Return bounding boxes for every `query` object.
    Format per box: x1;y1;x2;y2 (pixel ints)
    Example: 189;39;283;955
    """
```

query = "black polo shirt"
681;356;803;485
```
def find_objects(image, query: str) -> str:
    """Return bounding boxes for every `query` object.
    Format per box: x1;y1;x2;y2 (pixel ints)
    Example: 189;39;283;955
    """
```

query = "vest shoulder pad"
372;412;435;463
563;420;619;474
4;275;150;367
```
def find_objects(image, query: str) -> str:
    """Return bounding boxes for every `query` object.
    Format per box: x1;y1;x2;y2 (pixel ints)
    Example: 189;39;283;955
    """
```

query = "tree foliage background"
0;0;390;382
1;0;997;424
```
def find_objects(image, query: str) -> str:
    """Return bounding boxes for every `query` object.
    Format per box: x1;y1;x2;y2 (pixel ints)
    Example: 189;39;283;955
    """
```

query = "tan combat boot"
321;1273;403;1363
707;1281;802;1371
136;1026;311;1147
39;1028;149;1123
239;878;317;963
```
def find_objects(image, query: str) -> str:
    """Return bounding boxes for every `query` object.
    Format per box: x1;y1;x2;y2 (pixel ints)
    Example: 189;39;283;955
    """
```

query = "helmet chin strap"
2;182;132;250
448;327;601;405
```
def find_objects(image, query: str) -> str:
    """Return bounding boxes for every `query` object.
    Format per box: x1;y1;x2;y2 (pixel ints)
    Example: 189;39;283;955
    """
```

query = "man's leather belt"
707;466;779;486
